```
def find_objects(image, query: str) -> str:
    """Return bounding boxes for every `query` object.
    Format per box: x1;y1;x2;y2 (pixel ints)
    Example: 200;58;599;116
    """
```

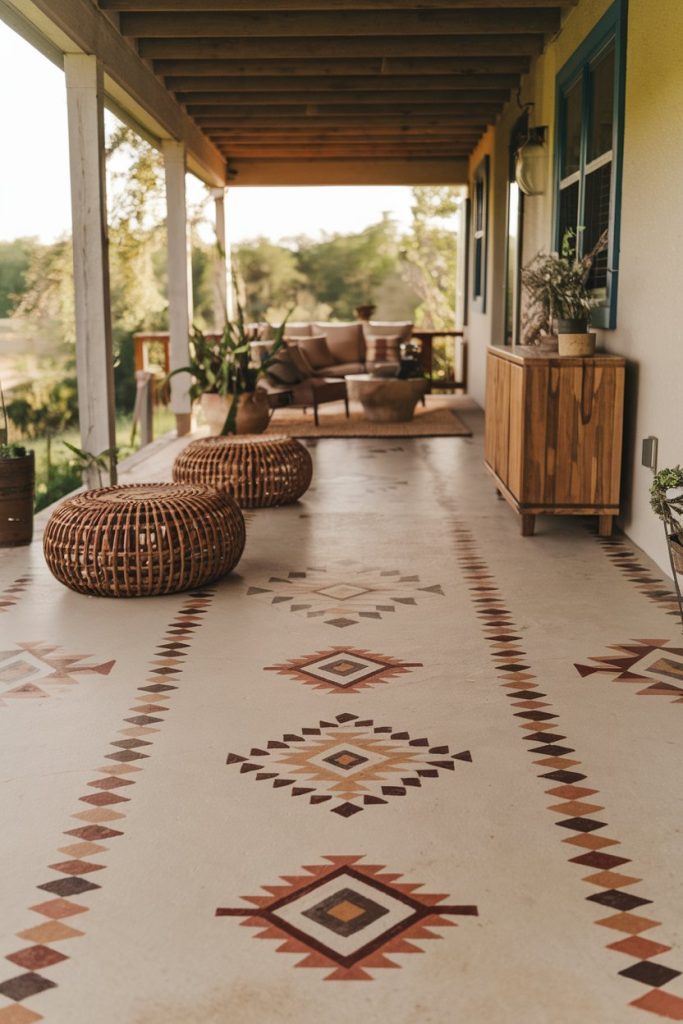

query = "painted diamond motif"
247;560;444;627
575;639;683;704
216;855;478;980
226;712;471;816
0;644;115;704
265;646;423;694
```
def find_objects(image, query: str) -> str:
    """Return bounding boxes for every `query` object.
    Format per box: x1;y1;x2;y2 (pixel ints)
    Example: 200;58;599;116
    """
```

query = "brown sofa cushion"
365;334;402;365
364;321;413;344
265;346;308;386
314;322;365;364
319;361;365;377
295;334;334;370
283;323;313;338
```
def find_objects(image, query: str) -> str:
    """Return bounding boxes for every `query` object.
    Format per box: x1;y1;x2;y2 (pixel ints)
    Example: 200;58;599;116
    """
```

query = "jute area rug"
266;395;472;438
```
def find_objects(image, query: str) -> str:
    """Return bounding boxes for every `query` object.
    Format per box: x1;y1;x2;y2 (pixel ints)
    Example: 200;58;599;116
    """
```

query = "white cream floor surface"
1;408;682;1024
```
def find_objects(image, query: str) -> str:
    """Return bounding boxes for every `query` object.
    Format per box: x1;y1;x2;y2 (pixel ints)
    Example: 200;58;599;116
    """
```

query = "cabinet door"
485;353;523;497
523;363;623;508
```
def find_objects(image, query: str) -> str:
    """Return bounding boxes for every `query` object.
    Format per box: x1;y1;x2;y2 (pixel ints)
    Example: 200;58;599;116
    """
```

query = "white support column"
211;187;230;330
163;139;193;437
455;195;467;333
64;54;117;487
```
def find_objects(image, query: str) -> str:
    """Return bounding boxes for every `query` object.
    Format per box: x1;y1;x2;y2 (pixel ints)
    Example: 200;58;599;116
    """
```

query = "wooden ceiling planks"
96;1;567;181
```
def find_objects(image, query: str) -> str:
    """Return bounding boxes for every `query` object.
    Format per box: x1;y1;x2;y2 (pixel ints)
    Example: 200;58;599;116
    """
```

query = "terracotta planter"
355;304;376;322
235;390;270;435
200;393;231;435
557;332;596;357
200;391;270;436
0;452;34;547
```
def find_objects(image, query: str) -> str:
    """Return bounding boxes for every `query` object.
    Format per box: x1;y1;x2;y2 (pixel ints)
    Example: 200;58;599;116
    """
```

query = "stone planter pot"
200;391;270;436
557;332;596;357
0;452;34;547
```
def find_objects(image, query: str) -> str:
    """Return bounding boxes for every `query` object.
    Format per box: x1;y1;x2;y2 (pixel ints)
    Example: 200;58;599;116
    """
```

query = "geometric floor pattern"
227;712;471;817
264;646;423;694
575;639;683;703
446;510;683;1021
0;643;115;706
246;559;444;628
216;855;478;980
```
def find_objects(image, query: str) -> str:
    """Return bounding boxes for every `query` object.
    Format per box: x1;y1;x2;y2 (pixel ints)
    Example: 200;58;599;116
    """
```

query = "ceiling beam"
177;89;510;105
104;0;574;9
188;102;502;116
153;56;532;75
122;9;560;36
227;157;469;186
166;73;519;91
140;35;544;59
196;115;491;126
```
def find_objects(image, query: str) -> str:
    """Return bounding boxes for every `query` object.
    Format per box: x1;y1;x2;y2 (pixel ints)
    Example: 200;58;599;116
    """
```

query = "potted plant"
0;443;35;546
169;304;289;437
521;230;608;355
650;466;683;574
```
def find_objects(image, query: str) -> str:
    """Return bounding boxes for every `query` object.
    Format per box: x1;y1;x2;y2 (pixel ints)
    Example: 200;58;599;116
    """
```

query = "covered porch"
1;0;683;1022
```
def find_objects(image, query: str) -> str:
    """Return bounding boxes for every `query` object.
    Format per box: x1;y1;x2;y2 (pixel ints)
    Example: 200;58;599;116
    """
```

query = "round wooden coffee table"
345;374;427;423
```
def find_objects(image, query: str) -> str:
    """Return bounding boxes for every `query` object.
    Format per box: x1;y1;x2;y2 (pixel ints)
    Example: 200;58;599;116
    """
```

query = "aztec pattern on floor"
0;413;681;1024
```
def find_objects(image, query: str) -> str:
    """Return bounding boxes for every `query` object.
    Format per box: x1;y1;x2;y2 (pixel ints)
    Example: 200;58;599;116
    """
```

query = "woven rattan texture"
172;435;313;508
43;483;246;597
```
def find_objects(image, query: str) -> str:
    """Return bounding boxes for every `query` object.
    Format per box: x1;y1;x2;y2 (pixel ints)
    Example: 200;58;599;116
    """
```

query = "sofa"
253;320;414;424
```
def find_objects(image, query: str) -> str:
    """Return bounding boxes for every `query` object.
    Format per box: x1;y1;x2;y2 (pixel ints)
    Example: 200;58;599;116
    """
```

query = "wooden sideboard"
484;346;625;537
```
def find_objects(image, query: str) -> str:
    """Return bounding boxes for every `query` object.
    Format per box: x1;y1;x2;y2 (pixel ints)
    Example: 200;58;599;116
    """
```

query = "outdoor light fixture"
515;126;548;196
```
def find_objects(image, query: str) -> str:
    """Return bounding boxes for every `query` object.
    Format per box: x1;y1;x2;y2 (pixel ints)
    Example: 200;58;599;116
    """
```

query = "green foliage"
650;466;683;541
399;187;459;330
521;229;608;345
62;441;118;489
0;442;28;459
234;238;303;323
34;459;82;512
0;238;34;317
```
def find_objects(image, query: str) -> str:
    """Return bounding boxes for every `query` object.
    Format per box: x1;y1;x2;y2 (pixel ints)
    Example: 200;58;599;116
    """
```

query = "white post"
64;54;117;487
455;195;467;333
211;187;229;330
163;140;193;437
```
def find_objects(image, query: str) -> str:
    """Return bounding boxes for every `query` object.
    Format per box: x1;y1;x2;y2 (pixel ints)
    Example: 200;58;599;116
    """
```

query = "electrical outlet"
642;436;658;472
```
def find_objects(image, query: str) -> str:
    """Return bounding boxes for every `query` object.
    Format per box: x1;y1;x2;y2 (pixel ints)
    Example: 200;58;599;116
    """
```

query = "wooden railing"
412;331;467;393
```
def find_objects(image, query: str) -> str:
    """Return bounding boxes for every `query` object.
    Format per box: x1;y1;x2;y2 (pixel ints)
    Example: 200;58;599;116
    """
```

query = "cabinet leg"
598;515;614;538
521;514;535;537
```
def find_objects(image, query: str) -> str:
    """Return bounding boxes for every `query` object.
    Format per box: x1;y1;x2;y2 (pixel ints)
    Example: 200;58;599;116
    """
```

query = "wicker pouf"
43;483;246;597
172;435;313;509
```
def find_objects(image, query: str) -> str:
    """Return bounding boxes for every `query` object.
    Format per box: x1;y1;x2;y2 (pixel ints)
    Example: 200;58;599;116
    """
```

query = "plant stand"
664;528;683;630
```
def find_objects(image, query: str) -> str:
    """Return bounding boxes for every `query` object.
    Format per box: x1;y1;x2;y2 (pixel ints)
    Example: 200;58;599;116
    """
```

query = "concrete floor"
0;403;682;1024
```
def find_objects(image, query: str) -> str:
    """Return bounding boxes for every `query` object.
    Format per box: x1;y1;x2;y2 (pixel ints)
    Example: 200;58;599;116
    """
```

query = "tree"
0;238;34;317
233;238;304;322
399;187;459;330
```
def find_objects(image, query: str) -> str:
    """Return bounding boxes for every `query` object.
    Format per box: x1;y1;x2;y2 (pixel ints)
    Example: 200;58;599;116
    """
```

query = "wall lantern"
515;126;548;196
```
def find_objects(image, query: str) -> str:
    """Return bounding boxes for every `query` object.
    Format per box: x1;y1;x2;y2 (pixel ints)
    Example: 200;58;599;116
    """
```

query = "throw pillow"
287;343;315;379
297;334;334;370
264;347;306;386
365;333;402;365
313;322;364;364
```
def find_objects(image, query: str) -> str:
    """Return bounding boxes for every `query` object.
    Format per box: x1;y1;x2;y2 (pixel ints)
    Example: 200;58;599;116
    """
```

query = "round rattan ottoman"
43;482;246;597
172;435;313;509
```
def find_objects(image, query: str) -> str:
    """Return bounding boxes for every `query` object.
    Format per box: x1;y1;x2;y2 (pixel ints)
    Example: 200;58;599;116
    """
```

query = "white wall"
466;0;683;576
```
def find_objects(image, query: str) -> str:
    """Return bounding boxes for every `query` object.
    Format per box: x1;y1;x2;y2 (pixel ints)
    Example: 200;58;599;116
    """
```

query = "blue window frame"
471;155;489;314
554;0;627;329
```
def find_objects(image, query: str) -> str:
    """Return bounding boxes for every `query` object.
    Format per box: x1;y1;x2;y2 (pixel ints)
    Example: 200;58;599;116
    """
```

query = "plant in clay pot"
521;229;608;352
0;386;35;546
650;466;683;574
168;301;289;436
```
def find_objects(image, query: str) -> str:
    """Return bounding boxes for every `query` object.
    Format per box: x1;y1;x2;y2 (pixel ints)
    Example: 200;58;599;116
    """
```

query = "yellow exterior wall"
467;0;683;575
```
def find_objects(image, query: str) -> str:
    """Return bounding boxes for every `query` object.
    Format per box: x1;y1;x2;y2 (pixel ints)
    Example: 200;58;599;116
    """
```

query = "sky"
0;21;416;245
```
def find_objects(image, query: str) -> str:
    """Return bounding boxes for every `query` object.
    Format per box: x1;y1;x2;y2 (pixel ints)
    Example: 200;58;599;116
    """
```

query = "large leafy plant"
521;229;608;345
168;301;290;435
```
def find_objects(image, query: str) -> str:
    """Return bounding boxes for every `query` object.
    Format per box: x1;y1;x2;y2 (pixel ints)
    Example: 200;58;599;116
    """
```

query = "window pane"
589;44;615;161
584;159;612;294
558;180;579;249
562;78;582;178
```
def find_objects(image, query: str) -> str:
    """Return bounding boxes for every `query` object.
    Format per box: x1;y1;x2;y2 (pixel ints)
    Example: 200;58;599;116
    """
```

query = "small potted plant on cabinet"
521;230;608;355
